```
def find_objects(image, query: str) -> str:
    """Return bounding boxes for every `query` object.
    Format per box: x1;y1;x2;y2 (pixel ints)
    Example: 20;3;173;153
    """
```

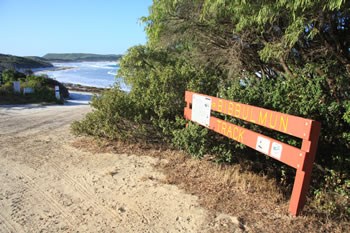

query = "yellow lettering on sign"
259;111;268;126
216;119;245;143
238;129;245;143
218;100;223;112
249;108;256;123
242;105;249;120
233;127;238;140
221;122;227;134
269;113;278;129
228;102;234;116
226;125;232;138
216;119;222;130
235;104;241;118
279;115;289;132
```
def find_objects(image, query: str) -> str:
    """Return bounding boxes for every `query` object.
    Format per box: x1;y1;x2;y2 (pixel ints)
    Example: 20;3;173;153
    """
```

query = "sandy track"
0;92;238;233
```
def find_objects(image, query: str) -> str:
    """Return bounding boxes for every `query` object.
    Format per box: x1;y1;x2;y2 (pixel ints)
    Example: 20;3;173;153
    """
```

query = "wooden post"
289;121;321;215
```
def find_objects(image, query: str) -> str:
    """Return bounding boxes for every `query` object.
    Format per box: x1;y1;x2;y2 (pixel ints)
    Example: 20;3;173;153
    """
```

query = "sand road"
0;92;238;233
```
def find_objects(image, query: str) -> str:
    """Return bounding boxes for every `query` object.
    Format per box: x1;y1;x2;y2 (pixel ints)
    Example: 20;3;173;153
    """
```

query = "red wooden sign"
184;91;321;216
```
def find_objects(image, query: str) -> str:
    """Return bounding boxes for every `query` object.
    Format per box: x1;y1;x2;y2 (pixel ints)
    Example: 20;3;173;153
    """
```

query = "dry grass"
72;136;350;232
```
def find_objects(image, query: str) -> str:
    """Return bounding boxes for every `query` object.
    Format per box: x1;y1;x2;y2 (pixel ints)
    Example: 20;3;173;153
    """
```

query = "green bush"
0;70;67;104
313;170;350;217
71;88;142;140
23;75;69;98
0;82;13;96
1;69;26;83
217;66;350;174
72;45;220;142
172;120;210;158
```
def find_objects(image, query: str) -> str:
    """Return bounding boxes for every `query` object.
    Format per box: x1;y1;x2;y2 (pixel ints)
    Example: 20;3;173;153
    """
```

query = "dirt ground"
0;92;243;233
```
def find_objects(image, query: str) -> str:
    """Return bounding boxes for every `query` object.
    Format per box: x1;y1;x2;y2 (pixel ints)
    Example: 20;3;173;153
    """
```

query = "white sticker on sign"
191;94;212;127
256;136;270;155
270;142;282;160
13;81;20;93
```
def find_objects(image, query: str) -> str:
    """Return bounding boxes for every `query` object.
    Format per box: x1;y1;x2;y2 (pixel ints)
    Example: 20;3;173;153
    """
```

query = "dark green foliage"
172;121;210;158
24;74;69;98
1;69;26;83
313;169;350;217
0;82;13;96
71;88;142;140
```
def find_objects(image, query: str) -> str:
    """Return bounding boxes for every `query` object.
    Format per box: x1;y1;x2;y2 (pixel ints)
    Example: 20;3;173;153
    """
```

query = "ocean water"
35;61;130;91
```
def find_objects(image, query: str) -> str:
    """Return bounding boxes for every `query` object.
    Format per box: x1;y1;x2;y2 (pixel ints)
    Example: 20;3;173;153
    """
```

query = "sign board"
13;81;20;93
23;88;34;94
191;94;212;127
55;86;60;100
184;91;321;216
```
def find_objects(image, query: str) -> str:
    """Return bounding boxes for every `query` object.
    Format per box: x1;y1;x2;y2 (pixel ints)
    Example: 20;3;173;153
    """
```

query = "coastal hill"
0;53;122;73
0;53;53;72
24;56;51;63
43;53;122;62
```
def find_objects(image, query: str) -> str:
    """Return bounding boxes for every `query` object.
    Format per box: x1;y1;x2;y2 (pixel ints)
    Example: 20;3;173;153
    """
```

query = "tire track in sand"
12;167;76;229
0;211;24;233
49;162;128;231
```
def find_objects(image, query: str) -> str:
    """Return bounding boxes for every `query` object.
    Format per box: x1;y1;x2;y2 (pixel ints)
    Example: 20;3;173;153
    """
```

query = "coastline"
33;66;75;73
32;61;126;93
64;83;108;93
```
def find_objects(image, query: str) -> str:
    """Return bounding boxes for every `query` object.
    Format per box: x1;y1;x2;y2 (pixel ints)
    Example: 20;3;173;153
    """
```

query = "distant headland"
42;53;123;62
0;53;122;73
0;53;53;72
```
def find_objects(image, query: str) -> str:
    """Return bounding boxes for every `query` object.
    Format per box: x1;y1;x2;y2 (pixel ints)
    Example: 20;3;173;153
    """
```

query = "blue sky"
0;0;153;56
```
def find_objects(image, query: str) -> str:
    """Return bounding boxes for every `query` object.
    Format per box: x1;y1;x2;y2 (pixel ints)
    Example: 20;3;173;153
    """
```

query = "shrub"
0;82;13;96
1;69;25;83
72;45;220;142
313;170;350;218
0;71;67;104
71;87;144;140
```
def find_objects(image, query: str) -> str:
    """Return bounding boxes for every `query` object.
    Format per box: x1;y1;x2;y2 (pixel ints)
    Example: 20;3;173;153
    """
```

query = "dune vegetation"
72;0;349;229
0;69;68;105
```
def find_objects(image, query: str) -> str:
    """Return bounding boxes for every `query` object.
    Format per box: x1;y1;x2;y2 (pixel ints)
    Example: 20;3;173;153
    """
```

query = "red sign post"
184;91;321;216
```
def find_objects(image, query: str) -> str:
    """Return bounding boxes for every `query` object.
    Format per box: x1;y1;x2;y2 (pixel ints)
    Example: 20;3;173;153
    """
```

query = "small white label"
23;88;34;94
13;81;20;93
270;142;282;160
55;86;60;100
256;136;270;155
191;94;212;127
